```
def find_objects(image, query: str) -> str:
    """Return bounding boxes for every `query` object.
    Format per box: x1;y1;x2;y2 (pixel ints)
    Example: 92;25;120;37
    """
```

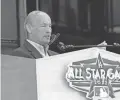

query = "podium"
1;55;37;100
1;48;120;100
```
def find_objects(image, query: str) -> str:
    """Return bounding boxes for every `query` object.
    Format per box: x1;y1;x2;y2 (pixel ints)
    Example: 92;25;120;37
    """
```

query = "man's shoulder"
12;46;33;58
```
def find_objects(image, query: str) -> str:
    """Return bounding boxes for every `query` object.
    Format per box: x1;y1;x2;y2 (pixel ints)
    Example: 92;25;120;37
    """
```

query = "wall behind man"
1;0;18;55
1;0;17;41
113;0;120;26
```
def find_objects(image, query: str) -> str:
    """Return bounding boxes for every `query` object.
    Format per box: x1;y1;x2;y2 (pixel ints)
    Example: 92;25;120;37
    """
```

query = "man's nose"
46;27;52;33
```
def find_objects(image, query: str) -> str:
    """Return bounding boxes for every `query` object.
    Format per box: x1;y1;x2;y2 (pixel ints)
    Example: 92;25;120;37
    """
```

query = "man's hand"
98;41;107;50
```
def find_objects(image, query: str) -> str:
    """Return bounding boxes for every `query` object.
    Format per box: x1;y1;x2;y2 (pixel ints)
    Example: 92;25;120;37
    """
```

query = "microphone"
57;42;74;51
57;42;66;51
48;33;60;45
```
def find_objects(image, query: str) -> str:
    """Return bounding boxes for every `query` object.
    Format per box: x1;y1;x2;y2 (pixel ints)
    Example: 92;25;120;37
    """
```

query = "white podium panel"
36;48;120;100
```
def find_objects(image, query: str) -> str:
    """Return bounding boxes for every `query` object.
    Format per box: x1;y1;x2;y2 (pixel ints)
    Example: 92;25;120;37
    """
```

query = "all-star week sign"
66;54;120;99
36;48;120;100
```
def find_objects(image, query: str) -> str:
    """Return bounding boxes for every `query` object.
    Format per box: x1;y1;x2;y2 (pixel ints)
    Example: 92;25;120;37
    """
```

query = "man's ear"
26;24;32;33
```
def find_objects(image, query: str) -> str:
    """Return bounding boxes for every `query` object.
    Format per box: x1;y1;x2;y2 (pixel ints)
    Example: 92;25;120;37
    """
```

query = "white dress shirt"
27;39;49;57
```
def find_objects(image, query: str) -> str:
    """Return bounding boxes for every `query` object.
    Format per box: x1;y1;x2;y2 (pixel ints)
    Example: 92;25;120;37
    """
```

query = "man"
12;11;57;59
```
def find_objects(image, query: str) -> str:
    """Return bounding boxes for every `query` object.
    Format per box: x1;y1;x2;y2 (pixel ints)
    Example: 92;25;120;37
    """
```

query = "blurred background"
1;0;120;54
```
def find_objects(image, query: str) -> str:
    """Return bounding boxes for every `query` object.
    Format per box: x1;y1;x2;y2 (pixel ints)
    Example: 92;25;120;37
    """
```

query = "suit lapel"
24;40;43;59
47;50;52;56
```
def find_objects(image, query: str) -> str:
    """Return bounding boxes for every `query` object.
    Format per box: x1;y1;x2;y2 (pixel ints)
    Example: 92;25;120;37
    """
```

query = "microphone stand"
65;44;120;49
57;42;120;51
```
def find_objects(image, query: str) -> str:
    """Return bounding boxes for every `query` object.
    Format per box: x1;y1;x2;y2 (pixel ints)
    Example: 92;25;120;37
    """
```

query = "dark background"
1;0;120;54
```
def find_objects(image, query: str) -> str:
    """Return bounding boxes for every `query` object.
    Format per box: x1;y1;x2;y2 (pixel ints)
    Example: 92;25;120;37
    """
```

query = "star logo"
66;54;120;99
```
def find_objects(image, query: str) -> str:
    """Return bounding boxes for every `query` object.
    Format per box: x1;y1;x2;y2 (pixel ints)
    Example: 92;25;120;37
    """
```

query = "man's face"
30;14;52;46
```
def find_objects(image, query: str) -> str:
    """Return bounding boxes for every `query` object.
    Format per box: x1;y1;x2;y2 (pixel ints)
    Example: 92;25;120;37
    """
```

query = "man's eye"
40;25;51;27
41;24;52;27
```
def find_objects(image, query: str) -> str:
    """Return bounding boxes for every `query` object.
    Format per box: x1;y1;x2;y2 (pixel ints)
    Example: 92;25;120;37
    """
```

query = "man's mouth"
44;36;50;39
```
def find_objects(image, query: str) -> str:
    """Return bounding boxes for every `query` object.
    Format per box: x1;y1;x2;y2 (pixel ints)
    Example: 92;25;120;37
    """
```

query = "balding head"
24;11;51;28
24;11;52;46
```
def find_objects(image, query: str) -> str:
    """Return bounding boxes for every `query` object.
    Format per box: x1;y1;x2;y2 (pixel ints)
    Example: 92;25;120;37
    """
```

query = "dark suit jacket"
12;40;58;59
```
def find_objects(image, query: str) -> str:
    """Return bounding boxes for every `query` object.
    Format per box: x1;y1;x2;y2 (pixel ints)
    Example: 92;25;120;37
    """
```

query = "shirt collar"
27;39;49;57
